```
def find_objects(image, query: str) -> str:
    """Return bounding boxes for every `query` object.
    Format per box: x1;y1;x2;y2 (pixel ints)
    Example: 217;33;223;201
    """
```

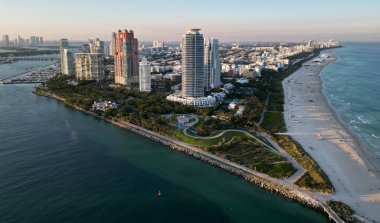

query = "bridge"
1;56;59;61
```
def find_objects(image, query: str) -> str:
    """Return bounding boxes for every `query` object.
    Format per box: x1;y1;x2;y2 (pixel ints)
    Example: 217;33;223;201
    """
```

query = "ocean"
0;61;327;222
320;42;380;159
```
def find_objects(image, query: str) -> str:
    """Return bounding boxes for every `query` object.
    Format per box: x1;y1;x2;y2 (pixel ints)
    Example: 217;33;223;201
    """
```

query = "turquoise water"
0;63;328;222
321;42;380;159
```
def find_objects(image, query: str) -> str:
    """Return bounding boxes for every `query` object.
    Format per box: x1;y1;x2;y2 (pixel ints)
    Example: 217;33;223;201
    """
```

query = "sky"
0;0;379;42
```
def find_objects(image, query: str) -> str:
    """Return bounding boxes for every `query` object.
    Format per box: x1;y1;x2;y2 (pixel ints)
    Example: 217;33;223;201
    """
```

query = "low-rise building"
92;101;118;111
236;78;249;84
211;92;226;100
223;83;234;90
167;91;217;107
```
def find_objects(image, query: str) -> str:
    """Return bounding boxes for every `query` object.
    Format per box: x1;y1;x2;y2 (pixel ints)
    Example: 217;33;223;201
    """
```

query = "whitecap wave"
368;142;379;149
350;119;359;124
371;133;380;139
353;125;361;131
357;115;369;124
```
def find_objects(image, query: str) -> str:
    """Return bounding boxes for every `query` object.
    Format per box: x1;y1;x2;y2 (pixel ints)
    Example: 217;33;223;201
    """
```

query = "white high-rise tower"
139;57;151;92
204;38;221;90
181;29;205;97
59;39;75;76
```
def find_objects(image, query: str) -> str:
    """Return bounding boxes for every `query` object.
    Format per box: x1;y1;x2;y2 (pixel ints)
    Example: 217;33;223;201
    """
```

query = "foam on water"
321;42;380;160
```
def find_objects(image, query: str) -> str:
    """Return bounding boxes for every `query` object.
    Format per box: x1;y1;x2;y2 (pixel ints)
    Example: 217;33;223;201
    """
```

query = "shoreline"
319;66;380;172
33;90;344;223
283;49;380;222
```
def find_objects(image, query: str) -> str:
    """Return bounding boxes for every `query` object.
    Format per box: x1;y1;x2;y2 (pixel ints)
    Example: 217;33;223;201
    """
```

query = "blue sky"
0;0;379;42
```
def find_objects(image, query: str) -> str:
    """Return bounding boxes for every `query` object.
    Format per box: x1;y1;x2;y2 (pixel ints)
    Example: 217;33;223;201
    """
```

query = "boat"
157;190;162;197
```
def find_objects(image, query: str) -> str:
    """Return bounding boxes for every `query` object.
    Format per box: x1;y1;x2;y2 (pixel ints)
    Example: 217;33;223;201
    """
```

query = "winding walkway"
183;128;279;154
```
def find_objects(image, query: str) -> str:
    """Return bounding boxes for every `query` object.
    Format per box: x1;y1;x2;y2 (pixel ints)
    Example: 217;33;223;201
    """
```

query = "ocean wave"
357;115;370;124
349;119;359;124
353;125;361;131
371;133;380;139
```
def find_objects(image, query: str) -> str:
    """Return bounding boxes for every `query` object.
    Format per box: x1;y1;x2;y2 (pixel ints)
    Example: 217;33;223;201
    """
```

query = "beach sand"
283;50;380;222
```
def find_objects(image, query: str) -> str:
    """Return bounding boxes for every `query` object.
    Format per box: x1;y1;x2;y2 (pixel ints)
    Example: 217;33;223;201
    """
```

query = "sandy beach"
283;50;380;222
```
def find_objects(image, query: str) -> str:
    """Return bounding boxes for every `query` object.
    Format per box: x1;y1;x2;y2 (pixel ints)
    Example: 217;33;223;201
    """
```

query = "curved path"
182;128;278;154
175;114;306;182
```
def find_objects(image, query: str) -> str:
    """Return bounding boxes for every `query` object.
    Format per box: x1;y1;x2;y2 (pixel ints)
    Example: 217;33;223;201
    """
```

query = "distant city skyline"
0;0;379;42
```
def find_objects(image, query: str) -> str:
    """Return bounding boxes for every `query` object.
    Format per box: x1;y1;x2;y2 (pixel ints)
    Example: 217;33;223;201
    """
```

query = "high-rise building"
60;39;75;76
2;35;9;47
139;57;151;92
114;29;138;85
104;44;110;57
89;38;104;55
109;32;116;57
17;35;23;46
204;38;221;90
75;53;105;82
153;41;164;49
181;29;205;97
39;37;43;45
30;36;37;45
81;44;91;53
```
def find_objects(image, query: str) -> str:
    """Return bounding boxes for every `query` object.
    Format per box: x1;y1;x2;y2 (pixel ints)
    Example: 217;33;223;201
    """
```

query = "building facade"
114;29;138;86
139;57;151;92
153;41;164;49
181;29;205;97
89;38;104;55
2;35;9;47
204;38;221;90
109;32;116;57
75;53;104;82
60;39;75;76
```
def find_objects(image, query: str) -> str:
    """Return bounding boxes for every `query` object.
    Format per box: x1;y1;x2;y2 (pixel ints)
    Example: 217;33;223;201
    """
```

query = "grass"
174;128;250;147
206;138;296;178
326;200;354;221
175;127;296;178
261;111;286;133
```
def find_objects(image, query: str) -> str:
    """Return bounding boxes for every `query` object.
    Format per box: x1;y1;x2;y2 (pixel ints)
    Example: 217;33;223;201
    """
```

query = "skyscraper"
181;29;205;97
81;44;91;53
59;39;75;76
139;57;151;92
2;35;9;47
75;53;105;82
89;38;104;55
152;41;164;49
204;38;221;90
30;36;37;45
114;29;138;85
109;32;116;57
17;35;23;46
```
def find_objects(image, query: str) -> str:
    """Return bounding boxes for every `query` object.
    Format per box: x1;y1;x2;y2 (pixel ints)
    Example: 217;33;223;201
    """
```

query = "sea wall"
33;90;344;223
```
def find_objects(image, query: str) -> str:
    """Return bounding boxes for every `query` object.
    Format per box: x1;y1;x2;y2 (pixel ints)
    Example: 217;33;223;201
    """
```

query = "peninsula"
34;42;368;222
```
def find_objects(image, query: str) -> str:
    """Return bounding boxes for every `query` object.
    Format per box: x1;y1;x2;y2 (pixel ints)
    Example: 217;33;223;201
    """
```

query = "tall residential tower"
204;38;221;90
2;35;9;47
139;57;151;92
59;39;75;76
113;29;138;85
89;38;104;55
181;29;205;97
